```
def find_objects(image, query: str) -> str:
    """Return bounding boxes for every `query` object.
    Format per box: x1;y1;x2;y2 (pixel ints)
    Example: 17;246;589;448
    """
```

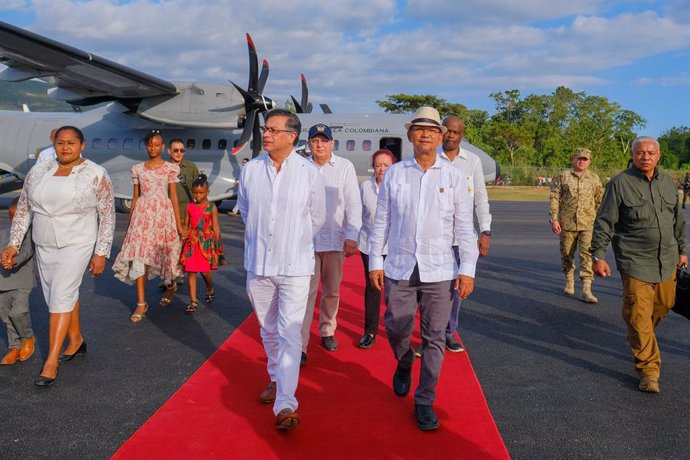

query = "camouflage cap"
574;148;592;160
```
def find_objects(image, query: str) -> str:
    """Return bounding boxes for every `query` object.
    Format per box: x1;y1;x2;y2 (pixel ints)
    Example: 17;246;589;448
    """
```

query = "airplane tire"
119;198;132;214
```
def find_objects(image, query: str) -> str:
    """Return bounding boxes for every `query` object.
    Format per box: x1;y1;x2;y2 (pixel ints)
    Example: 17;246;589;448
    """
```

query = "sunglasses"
171;148;186;153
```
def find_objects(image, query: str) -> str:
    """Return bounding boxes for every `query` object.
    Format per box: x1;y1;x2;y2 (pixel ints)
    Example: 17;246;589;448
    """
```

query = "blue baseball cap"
308;123;333;140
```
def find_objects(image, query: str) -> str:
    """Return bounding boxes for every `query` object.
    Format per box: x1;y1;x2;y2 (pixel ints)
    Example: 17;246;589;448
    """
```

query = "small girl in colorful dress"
180;174;225;314
112;130;184;322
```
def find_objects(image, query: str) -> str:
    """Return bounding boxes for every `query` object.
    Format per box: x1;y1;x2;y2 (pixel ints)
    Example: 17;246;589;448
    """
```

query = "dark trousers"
360;252;384;336
445;246;462;339
684;189;690;208
384;265;454;405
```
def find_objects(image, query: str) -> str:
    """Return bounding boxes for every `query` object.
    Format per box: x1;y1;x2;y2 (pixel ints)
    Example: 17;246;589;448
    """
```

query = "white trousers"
246;271;310;415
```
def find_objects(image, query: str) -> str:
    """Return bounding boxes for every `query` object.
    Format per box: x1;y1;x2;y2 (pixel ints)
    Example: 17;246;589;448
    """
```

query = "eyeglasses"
171;148;186;153
411;126;441;134
308;138;332;145
260;126;294;135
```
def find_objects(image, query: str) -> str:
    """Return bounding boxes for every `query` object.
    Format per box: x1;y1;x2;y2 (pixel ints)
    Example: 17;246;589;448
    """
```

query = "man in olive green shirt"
591;137;687;394
550;148;604;302
161;138;199;290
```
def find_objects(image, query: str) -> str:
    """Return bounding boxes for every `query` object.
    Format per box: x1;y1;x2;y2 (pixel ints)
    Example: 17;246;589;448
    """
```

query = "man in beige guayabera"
549;148;604;303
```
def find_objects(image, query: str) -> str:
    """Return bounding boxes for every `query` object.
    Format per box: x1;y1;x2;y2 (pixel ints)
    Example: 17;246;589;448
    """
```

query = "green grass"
487;186;551;202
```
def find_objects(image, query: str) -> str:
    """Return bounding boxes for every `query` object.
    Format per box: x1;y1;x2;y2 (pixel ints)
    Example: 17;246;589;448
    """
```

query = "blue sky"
1;0;689;136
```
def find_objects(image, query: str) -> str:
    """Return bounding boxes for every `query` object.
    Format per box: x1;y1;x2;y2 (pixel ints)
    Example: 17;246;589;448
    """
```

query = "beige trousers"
620;272;676;380
301;251;344;352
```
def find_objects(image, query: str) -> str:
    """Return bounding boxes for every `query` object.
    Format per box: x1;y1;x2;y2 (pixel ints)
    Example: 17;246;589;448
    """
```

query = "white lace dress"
10;159;115;313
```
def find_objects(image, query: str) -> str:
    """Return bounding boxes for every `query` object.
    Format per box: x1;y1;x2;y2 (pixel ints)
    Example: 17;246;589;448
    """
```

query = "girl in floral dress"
180;174;225;314
113;130;184;322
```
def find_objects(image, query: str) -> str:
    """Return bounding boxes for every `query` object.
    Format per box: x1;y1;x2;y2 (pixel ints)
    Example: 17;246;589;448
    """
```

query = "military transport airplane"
0;20;497;211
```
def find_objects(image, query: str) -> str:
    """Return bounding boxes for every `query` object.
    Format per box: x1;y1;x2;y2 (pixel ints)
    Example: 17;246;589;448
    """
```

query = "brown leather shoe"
259;381;277;404
639;376;660;393
19;336;35;362
275;408;300;431
1;348;20;365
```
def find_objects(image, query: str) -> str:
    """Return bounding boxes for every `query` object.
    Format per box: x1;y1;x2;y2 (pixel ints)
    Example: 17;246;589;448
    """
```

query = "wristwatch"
481;231;491;236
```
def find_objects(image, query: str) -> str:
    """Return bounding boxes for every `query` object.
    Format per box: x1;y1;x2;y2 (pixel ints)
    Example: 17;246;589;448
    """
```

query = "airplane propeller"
291;74;313;114
230;33;275;156
291;73;332;114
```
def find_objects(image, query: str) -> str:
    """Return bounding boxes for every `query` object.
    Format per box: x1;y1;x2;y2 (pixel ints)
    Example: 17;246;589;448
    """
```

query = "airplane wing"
0;20;178;105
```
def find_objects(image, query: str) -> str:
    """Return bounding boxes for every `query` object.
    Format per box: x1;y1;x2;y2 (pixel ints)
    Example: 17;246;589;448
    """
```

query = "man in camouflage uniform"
549;148;604;303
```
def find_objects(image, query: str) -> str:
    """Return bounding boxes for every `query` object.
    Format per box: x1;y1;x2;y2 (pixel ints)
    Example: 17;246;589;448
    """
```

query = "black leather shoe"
445;336;465;353
414;404;440;431
358;334;376;349
58;340;87;363
392;363;412;397
34;373;57;387
300;352;307;367
322;336;338;352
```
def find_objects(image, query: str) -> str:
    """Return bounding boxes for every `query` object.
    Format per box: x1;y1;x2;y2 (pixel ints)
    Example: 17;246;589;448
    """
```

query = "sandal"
185;300;199;315
131;303;148;323
159;284;177;307
205;288;215;304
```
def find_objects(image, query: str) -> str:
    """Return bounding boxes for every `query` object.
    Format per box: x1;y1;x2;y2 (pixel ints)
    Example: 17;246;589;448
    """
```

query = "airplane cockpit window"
107;138;117;150
218;139;227;150
346;140;355;151
362;140;372;151
92;138;103;150
186;139;196;150
202;139;211;150
123;138;133;150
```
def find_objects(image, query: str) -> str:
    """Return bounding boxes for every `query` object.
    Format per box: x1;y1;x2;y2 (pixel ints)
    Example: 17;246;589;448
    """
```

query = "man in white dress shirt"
437;115;492;353
300;123;361;365
368;107;479;431
238;109;326;431
35;128;57;164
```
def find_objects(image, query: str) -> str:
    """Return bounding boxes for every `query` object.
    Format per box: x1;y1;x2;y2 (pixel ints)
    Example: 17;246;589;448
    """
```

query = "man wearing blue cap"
300;123;361;366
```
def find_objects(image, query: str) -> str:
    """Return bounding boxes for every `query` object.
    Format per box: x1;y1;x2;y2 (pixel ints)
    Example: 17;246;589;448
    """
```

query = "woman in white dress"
1;126;115;387
357;149;395;349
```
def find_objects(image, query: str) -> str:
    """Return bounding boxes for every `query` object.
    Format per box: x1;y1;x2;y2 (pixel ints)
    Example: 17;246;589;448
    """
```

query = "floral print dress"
113;162;181;285
180;202;225;272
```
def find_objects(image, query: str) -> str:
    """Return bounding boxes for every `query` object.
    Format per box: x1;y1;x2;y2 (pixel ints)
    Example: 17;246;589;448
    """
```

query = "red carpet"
113;255;509;459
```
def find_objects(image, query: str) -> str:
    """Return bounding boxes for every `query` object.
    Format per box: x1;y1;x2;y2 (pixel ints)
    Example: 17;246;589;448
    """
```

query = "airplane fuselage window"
333;140;340;151
92;138;103;150
139;139;146;150
218;139;227;150
346;140;355;151
186;139;196;150
362;140;372;151
202;139;211;150
107;138;118;150
124;139;133;150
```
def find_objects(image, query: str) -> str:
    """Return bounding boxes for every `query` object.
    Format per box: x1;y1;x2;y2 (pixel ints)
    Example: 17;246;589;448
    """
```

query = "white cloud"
4;0;688;117
405;0;603;25
0;0;24;9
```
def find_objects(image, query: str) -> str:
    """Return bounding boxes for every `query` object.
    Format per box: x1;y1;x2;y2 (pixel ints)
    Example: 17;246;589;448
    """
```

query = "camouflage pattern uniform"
549;168;604;281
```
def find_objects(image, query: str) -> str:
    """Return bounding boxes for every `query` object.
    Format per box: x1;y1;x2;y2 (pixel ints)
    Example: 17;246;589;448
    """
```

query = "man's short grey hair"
632;136;660;153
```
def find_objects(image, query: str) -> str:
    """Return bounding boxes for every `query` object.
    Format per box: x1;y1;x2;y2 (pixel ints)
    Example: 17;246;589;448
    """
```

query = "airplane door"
380;137;402;162
0;115;34;177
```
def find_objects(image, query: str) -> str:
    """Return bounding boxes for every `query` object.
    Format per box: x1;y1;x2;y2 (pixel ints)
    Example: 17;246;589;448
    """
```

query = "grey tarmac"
0;193;687;459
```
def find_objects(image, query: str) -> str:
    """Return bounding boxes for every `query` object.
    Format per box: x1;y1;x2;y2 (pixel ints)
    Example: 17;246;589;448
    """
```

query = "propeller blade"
231;142;248;156
300;74;309;112
291;95;304;113
235;109;255;147
246;33;259;93
320;103;332;114
257;59;269;94
251;114;262;156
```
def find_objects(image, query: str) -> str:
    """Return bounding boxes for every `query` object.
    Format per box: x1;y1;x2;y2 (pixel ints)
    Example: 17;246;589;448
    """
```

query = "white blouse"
10;159;116;257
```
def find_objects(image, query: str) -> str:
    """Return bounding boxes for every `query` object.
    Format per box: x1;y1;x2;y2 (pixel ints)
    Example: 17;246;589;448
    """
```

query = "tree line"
377;88;690;170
